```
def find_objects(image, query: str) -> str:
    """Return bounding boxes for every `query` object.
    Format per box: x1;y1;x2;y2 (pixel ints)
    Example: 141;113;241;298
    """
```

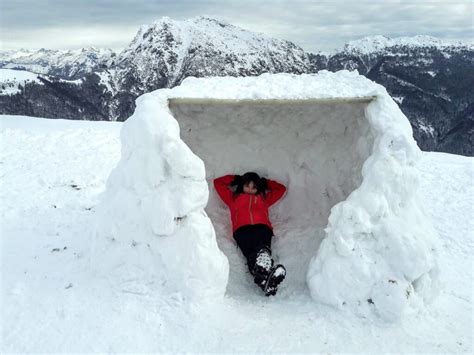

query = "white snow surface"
164;70;376;100
0;115;472;353
97;71;439;322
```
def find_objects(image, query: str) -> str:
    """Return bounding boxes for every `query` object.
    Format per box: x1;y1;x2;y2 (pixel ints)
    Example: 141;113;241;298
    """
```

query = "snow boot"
253;247;273;276
263;264;286;296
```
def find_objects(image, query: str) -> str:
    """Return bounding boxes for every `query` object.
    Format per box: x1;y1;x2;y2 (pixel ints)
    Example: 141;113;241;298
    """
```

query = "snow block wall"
96;71;439;320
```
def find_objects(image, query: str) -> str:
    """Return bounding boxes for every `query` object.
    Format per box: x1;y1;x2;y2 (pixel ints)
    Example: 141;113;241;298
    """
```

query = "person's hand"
231;175;242;187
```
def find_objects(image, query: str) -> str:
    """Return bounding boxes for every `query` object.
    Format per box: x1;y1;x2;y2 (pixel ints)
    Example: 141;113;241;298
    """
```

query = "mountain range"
0;16;472;155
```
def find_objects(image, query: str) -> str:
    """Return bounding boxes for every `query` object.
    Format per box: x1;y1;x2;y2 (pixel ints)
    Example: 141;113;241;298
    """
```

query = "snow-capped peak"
123;15;292;56
115;16;310;89
341;35;472;54
0;49;35;62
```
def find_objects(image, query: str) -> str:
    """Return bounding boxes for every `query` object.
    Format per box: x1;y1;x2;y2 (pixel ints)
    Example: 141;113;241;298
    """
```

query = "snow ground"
0;115;472;353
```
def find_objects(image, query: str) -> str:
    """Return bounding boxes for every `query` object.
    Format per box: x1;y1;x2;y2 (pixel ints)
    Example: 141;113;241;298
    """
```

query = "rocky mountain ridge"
313;35;474;154
0;17;472;155
0;47;116;80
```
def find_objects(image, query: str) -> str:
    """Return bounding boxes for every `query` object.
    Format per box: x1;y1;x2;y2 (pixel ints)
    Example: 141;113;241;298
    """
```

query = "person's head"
234;172;265;196
243;180;258;195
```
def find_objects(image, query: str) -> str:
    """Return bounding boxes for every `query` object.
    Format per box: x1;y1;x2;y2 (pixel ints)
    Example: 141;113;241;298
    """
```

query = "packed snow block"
95;93;229;301
98;70;438;320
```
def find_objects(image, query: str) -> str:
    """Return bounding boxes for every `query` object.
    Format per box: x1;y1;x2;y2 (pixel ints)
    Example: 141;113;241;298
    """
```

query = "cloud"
1;0;472;52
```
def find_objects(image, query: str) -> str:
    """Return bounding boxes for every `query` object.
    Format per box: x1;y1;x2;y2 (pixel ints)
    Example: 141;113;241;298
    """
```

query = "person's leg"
235;226;274;292
233;225;257;261
246;224;273;273
233;224;274;274
234;225;286;295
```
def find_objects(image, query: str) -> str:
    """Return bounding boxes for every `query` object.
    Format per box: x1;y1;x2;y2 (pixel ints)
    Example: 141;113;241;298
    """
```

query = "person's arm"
265;179;286;207
213;175;235;207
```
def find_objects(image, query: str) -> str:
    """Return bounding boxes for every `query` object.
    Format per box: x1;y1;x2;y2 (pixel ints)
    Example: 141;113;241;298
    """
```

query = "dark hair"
232;172;267;197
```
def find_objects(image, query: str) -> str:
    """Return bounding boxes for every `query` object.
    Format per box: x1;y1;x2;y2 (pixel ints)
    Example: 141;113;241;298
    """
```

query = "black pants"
233;224;273;274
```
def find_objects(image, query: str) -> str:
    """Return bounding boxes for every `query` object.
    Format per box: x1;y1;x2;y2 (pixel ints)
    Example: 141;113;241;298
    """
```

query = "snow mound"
96;70;439;320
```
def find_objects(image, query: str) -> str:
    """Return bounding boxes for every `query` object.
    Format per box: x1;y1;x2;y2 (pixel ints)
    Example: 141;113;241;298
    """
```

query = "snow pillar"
94;93;229;300
307;92;439;321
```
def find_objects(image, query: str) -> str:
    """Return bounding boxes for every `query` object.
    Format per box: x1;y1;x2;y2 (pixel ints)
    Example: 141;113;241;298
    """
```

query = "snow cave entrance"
169;98;375;298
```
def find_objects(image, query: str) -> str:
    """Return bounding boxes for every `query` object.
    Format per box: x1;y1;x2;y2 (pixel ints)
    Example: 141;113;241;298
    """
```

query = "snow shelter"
97;71;439;321
168;97;374;229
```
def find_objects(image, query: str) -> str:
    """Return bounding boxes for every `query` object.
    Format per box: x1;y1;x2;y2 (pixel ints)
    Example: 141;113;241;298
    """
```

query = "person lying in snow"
214;172;287;296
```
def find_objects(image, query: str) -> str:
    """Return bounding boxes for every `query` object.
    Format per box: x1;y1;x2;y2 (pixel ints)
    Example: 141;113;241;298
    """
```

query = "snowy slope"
0;69;84;96
0;115;472;352
0;69;44;95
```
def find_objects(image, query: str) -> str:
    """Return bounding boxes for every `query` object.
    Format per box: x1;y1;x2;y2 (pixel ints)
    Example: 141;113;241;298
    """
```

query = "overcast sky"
1;0;472;53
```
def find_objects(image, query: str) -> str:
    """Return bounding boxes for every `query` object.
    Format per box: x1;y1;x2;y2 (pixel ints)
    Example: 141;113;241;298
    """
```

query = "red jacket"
214;175;286;233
